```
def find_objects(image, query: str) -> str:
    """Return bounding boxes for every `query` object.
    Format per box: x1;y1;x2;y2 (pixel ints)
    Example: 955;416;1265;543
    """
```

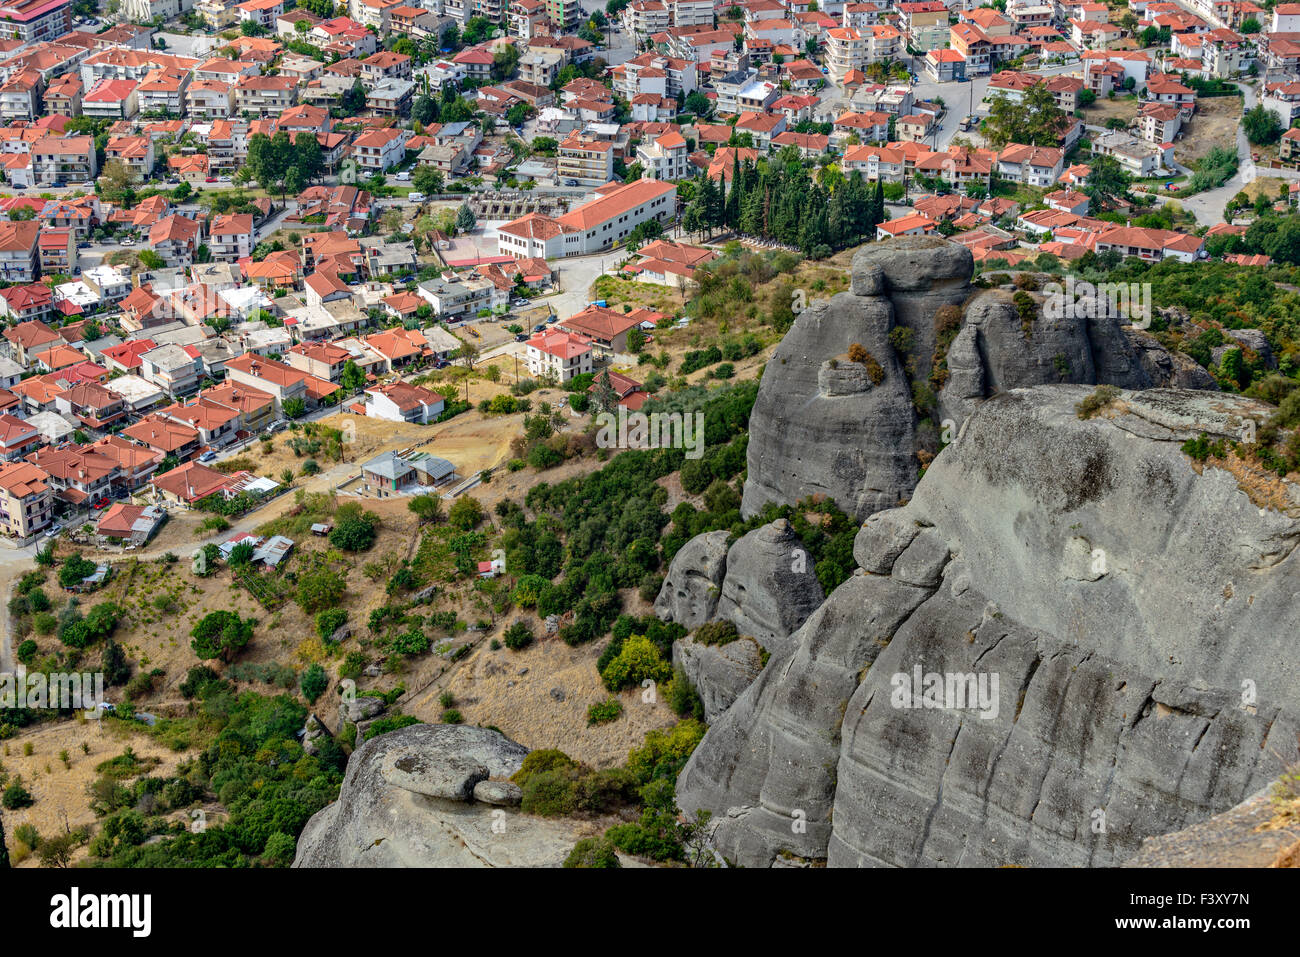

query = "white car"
394;170;411;181
408;192;425;202
120;238;135;246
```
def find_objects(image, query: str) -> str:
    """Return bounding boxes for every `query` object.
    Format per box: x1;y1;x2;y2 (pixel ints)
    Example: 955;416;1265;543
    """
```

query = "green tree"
408;493;443;525
296;567;346;612
190;611;254;662
412;165;444;195
1243;104;1283;146
456;202;476;232
448;495;483;530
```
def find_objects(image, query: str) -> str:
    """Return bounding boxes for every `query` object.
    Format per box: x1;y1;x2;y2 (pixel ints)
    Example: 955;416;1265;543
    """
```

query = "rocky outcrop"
680;386;1300;867
654;529;729;629
1122;784;1300;868
741;237;1215;523
294;725;593;867
714;519;824;654
673;635;765;724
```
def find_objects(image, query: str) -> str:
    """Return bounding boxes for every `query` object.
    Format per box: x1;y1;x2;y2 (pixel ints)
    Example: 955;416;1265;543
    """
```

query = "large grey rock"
294;725;593;867
715;519;824;653
681;386;1300;867
654;529;729;628
673;635;765;723
380;747;489;801
473;779;523;806
742;238;1210;523
740;279;917;522
340;694;384;723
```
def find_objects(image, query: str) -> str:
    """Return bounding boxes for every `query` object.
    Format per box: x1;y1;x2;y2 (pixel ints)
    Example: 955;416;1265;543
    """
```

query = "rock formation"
713;519;824;654
741;236;1214;523
654;529;729;629
678;386;1300;867
672;635;765;724
294;724;595;867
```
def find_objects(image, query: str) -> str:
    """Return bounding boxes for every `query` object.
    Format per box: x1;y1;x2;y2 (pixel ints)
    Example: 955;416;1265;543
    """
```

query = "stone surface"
380;747;489;802
653;529;729;629
741;238;1209;523
294;725;597;867
473;779;523;806
714;519;824;654
340;694;384;723
673;635;765;724
1122;785;1300;868
681;386;1300;868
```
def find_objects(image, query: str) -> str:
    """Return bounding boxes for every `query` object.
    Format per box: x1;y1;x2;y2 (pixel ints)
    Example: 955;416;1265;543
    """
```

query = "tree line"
681;150;886;258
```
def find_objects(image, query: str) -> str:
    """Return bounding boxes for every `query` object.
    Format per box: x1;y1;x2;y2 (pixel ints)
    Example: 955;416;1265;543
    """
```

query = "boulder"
473;780;523;806
380;748;489;802
673;635;765;724
715;519;825;654
653;529;730;628
340;694;384;724
294;725;594;867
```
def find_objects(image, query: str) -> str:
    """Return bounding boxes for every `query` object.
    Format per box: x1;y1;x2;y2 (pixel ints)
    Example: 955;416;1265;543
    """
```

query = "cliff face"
676;386;1300;867
741;236;1213;524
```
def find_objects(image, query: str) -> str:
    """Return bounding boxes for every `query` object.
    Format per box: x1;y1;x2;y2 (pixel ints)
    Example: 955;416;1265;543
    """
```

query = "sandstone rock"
741;238;1209;524
715;519;824;653
294;725;587;868
682;386;1300;867
473;779;523;806
1226;328;1275;368
673;635;765;724
340;694;384;723
740;287;915;522
381;748;488;801
653;529;729;628
328;625;352;644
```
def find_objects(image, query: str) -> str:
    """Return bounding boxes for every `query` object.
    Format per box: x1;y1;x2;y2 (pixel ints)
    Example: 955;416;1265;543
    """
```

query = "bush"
316;608;348;641
300;664;328;703
57;554;97;589
693;619;739;646
190;610;255;662
296;567;345;614
667;667;704;720
1075;384;1120;420
2;781;34;809
362;714;422;740
564;836;621;868
328;504;379;551
448;495;483;530
502;620;533;650
16;638;37;663
587;698;623;725
441;708;463;724
600;634;671;692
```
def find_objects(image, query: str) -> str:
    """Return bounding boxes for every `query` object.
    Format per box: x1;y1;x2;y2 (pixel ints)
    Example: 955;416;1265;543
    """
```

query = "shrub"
328;504;379;551
564;836;621;868
296;567;345;614
1075;384;1120;420
587;698;623;725
16;638;37;663
362;714;422;740
448;496;483;530
2;781;34;809
441;708;463;724
316;608;348;641
667;667;704;720
190;610;255;662
600;634;671;692
502;621;533;651
300;663;328;703
693;619;739;646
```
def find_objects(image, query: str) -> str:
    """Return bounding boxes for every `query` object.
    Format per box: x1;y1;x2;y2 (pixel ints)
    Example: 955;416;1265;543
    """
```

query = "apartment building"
352;127;408;172
498;178;677;258
208;213;255;262
0;460;52;542
557;132;615;187
0;219;39;283
235;75;296;117
526;329;592;383
29;135;97;185
637;131;691;181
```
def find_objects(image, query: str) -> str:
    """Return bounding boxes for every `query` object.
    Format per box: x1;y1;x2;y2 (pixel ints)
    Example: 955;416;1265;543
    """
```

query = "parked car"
199;450;217;463
563;178;578;186
408;191;426;202
205;176;217;182
515;332;528;342
44;523;62;538
512;297;529;307
120;238;135;246
395;170;411;181
533;323;547;332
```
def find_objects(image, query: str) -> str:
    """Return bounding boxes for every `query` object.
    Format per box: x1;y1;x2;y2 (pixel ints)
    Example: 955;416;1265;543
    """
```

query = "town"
0;0;1284;547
